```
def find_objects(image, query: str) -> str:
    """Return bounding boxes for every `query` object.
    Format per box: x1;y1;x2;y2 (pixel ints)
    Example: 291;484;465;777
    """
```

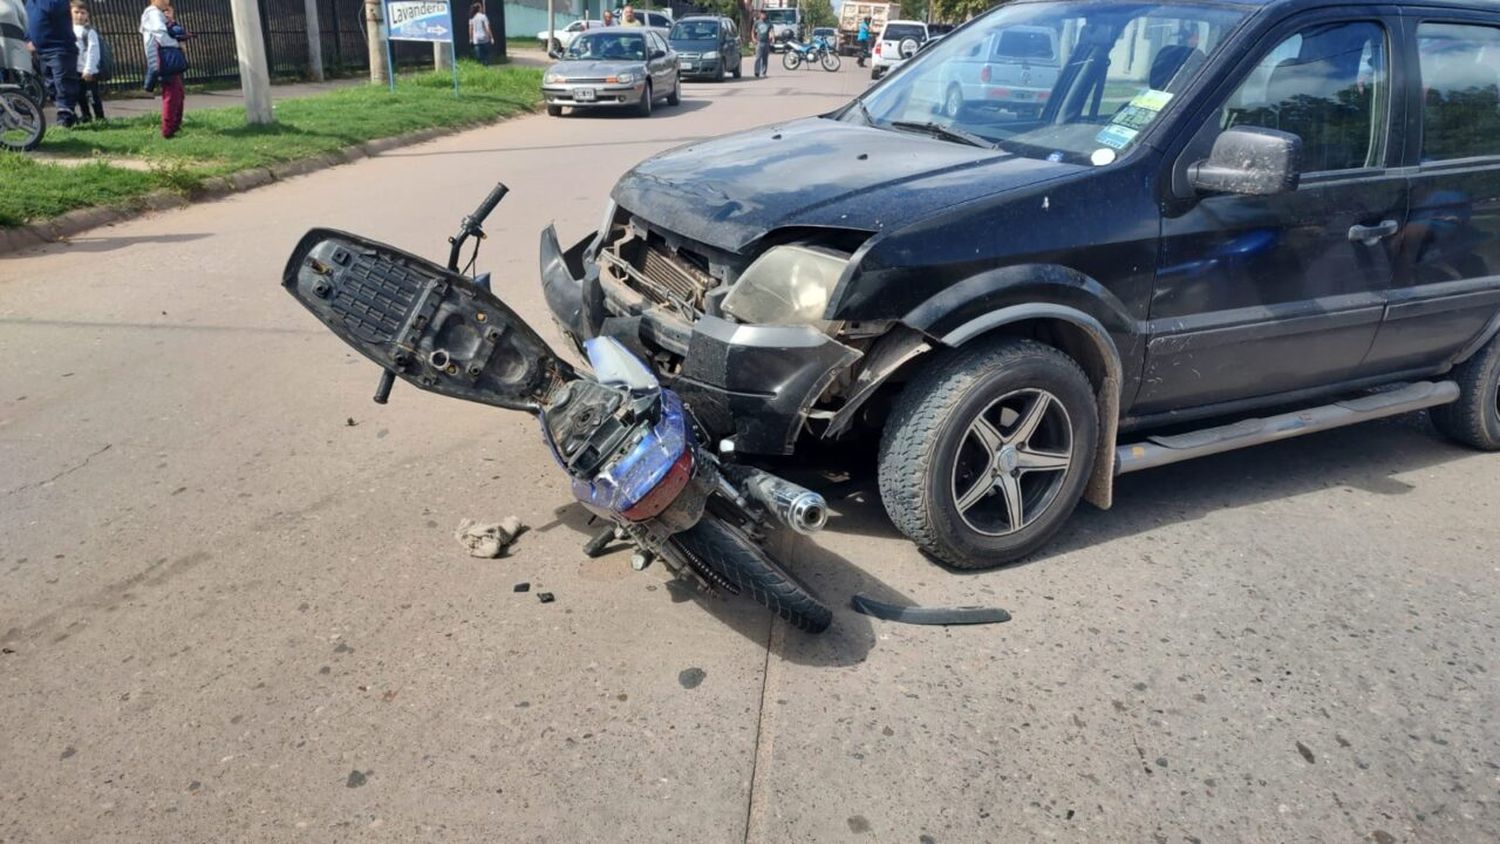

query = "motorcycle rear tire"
672;518;832;634
782;50;801;70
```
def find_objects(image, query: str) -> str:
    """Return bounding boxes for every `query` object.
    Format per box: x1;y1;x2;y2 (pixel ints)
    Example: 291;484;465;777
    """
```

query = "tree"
930;0;994;24
801;0;837;30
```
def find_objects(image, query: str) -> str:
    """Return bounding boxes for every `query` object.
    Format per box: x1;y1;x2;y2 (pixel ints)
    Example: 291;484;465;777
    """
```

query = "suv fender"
834;264;1138;510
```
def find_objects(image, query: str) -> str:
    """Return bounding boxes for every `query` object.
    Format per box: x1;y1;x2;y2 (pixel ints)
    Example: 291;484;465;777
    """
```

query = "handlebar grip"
470;183;509;227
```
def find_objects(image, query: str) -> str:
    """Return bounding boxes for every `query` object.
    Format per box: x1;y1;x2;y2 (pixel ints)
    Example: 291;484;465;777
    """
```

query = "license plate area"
574;87;596;102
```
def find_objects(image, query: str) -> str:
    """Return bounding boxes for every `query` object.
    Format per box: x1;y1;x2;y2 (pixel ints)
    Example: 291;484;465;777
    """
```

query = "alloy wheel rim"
950;388;1073;537
945;87;962;117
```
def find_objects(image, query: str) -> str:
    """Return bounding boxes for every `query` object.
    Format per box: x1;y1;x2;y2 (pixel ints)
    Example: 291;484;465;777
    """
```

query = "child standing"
71;0;103;121
139;0;184;137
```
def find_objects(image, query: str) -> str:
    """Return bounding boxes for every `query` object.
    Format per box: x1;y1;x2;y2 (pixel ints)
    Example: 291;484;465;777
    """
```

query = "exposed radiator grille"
637;242;716;308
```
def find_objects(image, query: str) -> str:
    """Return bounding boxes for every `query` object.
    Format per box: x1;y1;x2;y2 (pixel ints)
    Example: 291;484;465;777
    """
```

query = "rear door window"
1416;22;1500;161
884;24;926;43
995;29;1054;62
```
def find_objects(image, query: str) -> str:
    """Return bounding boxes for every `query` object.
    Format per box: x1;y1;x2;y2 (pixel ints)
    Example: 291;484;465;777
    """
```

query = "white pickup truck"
936;25;1062;119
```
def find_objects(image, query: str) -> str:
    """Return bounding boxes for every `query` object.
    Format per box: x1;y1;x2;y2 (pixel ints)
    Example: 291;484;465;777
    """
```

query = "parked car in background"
541;0;1500;569
937;24;1062;119
668;16;742;81
870;19;929;79
538;19;605;53
542;28;681;117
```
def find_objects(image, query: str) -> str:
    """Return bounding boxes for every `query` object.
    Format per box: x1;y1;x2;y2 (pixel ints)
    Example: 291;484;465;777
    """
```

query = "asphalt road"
3;64;1498;844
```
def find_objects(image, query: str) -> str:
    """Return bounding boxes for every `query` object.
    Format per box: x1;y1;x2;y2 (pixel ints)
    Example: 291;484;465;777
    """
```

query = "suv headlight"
614;71;637;84
721;245;849;327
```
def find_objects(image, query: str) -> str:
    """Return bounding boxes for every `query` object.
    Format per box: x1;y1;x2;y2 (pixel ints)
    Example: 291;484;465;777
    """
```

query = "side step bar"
1115;380;1459;475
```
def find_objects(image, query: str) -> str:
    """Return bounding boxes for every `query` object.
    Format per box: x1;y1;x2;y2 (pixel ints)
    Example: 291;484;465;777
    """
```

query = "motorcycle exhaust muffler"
725;466;828;535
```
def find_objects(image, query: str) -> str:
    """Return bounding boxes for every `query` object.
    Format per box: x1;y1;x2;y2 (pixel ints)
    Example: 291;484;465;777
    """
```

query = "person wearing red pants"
138;0;187;137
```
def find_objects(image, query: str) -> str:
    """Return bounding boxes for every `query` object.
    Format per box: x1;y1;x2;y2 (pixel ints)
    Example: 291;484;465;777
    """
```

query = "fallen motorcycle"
281;183;834;633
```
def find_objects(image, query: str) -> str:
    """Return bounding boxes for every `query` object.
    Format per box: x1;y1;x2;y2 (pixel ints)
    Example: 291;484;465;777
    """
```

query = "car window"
647;13;670;28
567;32;648;60
1416;22;1500;161
671;20;719;40
567;22;584;33
1220;22;1388;172
884;24;926;42
995;28;1055;61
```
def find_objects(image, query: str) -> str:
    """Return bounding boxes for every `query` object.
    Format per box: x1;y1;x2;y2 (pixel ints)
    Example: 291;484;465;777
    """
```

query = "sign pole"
385;1;397;94
451;29;460;98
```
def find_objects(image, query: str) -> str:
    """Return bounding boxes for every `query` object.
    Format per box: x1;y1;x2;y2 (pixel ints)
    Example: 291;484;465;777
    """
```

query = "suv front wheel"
878;337;1098;569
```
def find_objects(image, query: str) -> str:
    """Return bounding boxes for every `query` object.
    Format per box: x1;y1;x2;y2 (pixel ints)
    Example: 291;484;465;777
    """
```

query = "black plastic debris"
850;594;1011;625
537;592;555;604
513;582;531;593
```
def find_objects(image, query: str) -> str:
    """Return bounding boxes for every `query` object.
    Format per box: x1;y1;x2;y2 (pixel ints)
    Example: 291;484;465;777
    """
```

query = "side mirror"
651;49;667;59
1189;126;1302;196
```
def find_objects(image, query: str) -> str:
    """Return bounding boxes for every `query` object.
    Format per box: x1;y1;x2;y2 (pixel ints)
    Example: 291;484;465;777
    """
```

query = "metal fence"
87;0;497;91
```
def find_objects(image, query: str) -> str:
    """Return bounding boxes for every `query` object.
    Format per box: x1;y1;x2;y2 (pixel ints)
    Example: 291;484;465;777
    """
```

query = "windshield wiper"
888;120;997;150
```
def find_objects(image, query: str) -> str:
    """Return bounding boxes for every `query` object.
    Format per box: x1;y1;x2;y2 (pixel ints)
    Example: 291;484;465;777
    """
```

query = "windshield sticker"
1090;148;1118;166
1095;124;1138;150
1095;88;1174;149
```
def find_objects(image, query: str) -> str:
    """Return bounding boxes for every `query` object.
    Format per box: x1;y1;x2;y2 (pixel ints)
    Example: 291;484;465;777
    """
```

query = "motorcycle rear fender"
283;228;574;413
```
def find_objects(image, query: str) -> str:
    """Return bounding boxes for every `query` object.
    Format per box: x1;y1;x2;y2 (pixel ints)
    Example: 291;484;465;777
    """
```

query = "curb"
0;113;528;258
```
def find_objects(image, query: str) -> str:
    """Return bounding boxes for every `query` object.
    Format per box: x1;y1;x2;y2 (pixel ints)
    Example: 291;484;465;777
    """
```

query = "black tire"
870;67;882;81
1431;331;1500;450
878;337;1098;569
666;75;681;106
635;81;653;117
821;50;841;72
782;50;801;70
671;517;832;634
715;62;725;82
546;104;562;116
732;61;742;79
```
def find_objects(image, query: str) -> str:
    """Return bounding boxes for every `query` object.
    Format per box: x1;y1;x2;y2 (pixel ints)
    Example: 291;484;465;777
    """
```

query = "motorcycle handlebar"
470;182;509;227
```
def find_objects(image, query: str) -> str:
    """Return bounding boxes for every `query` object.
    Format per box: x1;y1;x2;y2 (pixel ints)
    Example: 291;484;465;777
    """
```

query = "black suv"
541;0;1500;568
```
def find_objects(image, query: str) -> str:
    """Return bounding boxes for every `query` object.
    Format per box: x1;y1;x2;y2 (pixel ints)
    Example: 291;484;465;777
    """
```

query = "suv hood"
611;117;1078;253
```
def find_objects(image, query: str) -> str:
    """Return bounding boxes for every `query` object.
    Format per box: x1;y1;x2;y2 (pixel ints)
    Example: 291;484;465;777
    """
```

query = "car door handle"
1348;219;1399;246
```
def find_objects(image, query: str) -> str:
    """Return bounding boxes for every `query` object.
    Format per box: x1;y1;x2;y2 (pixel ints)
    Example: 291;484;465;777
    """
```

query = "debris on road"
537;592;555;604
455;516;524;558
850;594;1011;626
513;582;531;593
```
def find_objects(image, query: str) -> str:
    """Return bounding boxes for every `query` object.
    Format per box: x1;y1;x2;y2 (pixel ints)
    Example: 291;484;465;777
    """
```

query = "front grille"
636;241;716;309
563;77;609;84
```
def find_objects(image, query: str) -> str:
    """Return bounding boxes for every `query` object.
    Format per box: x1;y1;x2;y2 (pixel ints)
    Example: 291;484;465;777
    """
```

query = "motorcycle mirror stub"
282;229;574;413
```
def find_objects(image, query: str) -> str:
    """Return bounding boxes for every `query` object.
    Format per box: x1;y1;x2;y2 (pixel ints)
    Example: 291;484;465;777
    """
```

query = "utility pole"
303;0;324;82
228;0;274;123
366;0;390;83
546;0;555;55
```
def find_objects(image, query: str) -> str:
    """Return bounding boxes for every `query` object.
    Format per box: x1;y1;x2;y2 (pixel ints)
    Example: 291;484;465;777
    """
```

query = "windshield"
766;9;797;24
566;32;648;61
852;1;1249;163
670;20;720;41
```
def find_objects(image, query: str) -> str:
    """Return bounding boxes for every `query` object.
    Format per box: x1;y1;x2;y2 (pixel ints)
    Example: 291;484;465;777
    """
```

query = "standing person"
620;4;640;26
70;0;102;121
24;0;79;126
856;16;871;67
139;0;184;138
752;11;771;78
601;9;613;26
468;2;492;65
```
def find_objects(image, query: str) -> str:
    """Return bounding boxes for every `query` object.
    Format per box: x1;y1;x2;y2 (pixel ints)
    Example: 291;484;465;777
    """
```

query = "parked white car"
937;25;1063;119
539;20;605;53
869;19;928;80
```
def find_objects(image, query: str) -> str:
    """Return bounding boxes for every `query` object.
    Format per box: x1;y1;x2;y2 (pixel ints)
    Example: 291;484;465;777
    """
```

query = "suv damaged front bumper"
540;225;859;455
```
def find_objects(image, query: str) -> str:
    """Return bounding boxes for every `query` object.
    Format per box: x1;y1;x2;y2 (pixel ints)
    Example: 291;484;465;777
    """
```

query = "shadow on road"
760;411;1483;570
61;232;212;253
535;498;907;667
